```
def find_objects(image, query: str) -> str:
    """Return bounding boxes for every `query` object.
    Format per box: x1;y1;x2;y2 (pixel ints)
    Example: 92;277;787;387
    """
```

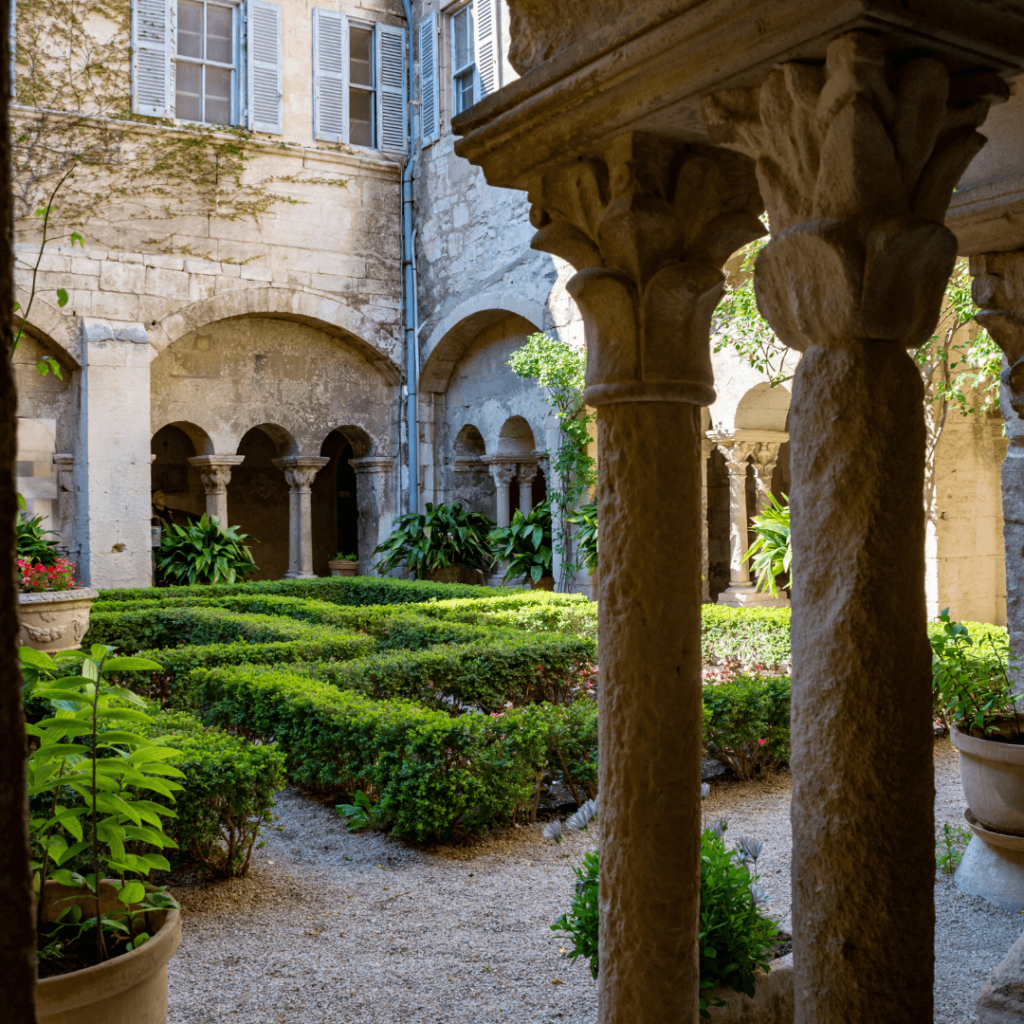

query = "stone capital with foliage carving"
527;133;764;408
703;33;1008;352
971;249;1024;417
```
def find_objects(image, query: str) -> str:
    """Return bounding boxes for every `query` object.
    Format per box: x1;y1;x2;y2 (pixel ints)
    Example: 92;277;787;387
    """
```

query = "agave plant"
372;502;495;579
489;499;554;584
743;493;791;597
154;514;258;586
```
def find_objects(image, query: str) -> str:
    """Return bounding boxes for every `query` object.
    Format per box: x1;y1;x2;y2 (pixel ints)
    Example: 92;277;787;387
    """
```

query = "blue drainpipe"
401;0;418;513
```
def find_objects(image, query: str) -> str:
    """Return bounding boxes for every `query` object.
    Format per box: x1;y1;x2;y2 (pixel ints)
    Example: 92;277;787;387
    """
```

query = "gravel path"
167;738;1021;1023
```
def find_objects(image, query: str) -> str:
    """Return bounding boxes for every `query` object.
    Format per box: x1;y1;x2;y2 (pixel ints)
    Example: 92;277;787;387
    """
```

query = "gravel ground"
167;738;1022;1023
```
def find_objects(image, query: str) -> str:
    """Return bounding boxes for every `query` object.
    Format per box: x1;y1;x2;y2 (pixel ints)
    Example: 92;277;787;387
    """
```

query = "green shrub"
489;499;554;584
702;676;791;780
155;514;259;585
373;502;495;579
700;606;791;668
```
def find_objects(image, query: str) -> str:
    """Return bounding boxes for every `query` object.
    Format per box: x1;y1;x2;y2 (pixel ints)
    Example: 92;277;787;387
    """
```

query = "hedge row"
193;664;598;841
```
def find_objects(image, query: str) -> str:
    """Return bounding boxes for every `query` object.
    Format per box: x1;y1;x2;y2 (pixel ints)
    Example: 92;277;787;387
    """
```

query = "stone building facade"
9;0;1010;623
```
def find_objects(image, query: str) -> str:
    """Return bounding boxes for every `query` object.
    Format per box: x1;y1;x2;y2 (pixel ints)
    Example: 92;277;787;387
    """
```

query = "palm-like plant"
743;493;791;597
17;512;61;567
373;502;495;579
155;514;258;586
489;499;554;584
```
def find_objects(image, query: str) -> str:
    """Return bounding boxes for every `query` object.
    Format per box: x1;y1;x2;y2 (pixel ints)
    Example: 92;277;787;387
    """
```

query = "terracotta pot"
18;587;100;654
705;954;794;1023
530;576;556;592
36;881;181;1024
327;560;359;577
951;714;1024;836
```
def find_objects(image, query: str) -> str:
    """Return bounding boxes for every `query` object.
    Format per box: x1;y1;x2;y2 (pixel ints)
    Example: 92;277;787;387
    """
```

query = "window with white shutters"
247;0;283;134
350;22;375;147
419;12;439;147
472;0;497;100
174;0;239;125
450;4;474;115
313;8;348;143
132;0;174;118
376;23;406;153
448;1;500;119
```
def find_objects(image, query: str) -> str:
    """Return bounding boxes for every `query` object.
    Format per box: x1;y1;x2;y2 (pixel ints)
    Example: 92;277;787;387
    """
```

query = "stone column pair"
486;456;539;528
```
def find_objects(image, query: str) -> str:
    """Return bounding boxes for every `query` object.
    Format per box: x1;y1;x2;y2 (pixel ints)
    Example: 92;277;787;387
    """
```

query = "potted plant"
327;551;359;577
154;514;258;586
933;610;1024;836
490;498;555;590
373;502;494;582
20;644;183;1024
17;511;99;654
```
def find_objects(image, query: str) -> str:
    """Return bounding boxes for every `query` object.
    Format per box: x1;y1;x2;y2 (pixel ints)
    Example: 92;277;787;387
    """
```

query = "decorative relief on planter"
18;588;100;654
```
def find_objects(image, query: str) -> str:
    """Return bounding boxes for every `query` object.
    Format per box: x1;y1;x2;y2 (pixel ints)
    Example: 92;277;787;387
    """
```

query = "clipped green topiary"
702;675;791;780
155;514;258;586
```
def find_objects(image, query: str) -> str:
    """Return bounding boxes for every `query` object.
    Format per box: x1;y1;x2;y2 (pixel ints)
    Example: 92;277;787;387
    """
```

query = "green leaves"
155;514;259;586
373;502;496;579
743;493;791;598
489;499;554;583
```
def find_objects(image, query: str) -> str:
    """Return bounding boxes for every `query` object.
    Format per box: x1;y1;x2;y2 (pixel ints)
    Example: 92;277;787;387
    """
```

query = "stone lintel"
348;456;394;474
187;455;246;469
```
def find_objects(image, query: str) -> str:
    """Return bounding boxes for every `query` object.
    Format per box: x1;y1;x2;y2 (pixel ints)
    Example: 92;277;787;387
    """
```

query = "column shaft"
789;344;933;1022
726;463;751;588
297;486;315;578
598;401;702;1023
284;487;300;579
700;441;712;603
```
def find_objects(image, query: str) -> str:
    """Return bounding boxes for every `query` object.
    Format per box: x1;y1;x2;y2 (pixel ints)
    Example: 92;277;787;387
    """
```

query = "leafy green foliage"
508;333;596;586
373;502;495;579
489;498;554;583
702;676;791;780
552;848;599;977
936;822;972;875
743;493;791;597
566;502;598;576
699;830;778;1017
700;606;793;668
155;514;258;586
21;644;182;964
16;511;61;567
930;609;1021;735
336;790;390;832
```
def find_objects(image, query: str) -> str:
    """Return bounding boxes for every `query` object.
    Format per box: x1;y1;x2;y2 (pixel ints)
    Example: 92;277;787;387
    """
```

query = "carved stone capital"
703;33;1009;352
188;455;246;495
516;458;540;483
486;458;518;487
272;456;330;491
971;249;1024;418
709;434;757;477
528;133;764;407
750;441;783;482
348;456;394;475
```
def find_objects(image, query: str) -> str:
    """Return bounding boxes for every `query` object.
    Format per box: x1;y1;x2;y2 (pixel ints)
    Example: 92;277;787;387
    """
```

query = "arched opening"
453;423;495;516
497;416;536;456
150;424;206;527
313;429;360;575
455;424;487;456
228;426;294;580
735;382;791;432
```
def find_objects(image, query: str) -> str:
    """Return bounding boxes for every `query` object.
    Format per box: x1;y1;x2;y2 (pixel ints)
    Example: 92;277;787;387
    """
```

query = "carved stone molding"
188;455;245;495
485;458;518;487
348;456;394;475
527;133;764;408
971;249;1024;416
272;456;330;492
703;33;1009;352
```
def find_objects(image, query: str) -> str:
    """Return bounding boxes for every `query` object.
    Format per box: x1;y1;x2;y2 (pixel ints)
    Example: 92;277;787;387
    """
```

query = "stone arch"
320;423;376;458
237;422;299;458
735;382;792;432
147;286;402;383
496;415;537;456
419;294;545;393
13;289;81;369
151;420;215;457
455;423;487;456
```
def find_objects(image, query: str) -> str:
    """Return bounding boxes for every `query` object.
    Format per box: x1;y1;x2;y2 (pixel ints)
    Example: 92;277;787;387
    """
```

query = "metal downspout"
401;0;418;514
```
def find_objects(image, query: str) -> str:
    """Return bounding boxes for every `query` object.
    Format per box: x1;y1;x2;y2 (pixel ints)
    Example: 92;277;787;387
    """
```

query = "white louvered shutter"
313;8;348;143
376;23;407;154
473;0;498;100
419;12;439;147
132;0;174;117
247;0;283;134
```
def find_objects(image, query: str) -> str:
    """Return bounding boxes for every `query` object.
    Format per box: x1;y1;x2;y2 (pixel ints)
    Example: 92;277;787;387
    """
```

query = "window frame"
173;0;243;128
347;17;377;149
449;2;476;117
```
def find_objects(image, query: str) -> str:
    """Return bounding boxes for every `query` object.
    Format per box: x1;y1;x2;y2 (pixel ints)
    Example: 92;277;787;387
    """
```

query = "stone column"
516;458;539;516
187;455;245;525
272;456;329;579
710;434;759;604
73;318;154;589
529;133;765;1024
750;440;784;515
700;437;714;603
349;456;395;570
487;459;516;528
52;454;75;553
704;35;1007;1024
971;249;1024;695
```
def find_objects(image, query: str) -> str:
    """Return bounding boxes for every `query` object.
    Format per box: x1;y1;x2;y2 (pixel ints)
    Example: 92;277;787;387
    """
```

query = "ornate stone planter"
36;881;181;1024
951;715;1024;836
327;559;358;577
18;588;100;654
706;954;794;1023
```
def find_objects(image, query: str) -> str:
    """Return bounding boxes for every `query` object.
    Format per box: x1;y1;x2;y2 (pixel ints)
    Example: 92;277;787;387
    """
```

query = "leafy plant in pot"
490;498;555;589
373;501;495;581
155;514;258;586
328;551;359;577
20;644;184;1023
932;610;1024;837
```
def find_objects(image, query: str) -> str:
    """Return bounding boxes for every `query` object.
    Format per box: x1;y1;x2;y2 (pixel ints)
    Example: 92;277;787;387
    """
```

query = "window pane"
456;68;474;113
350;27;373;87
177;0;203;58
204;66;232;124
453;7;473;70
175;60;202;121
350;87;372;146
206;3;233;64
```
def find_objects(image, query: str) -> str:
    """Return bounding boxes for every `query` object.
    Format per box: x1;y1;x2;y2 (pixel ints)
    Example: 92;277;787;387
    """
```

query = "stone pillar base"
717;584;790;608
955;832;1024;913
